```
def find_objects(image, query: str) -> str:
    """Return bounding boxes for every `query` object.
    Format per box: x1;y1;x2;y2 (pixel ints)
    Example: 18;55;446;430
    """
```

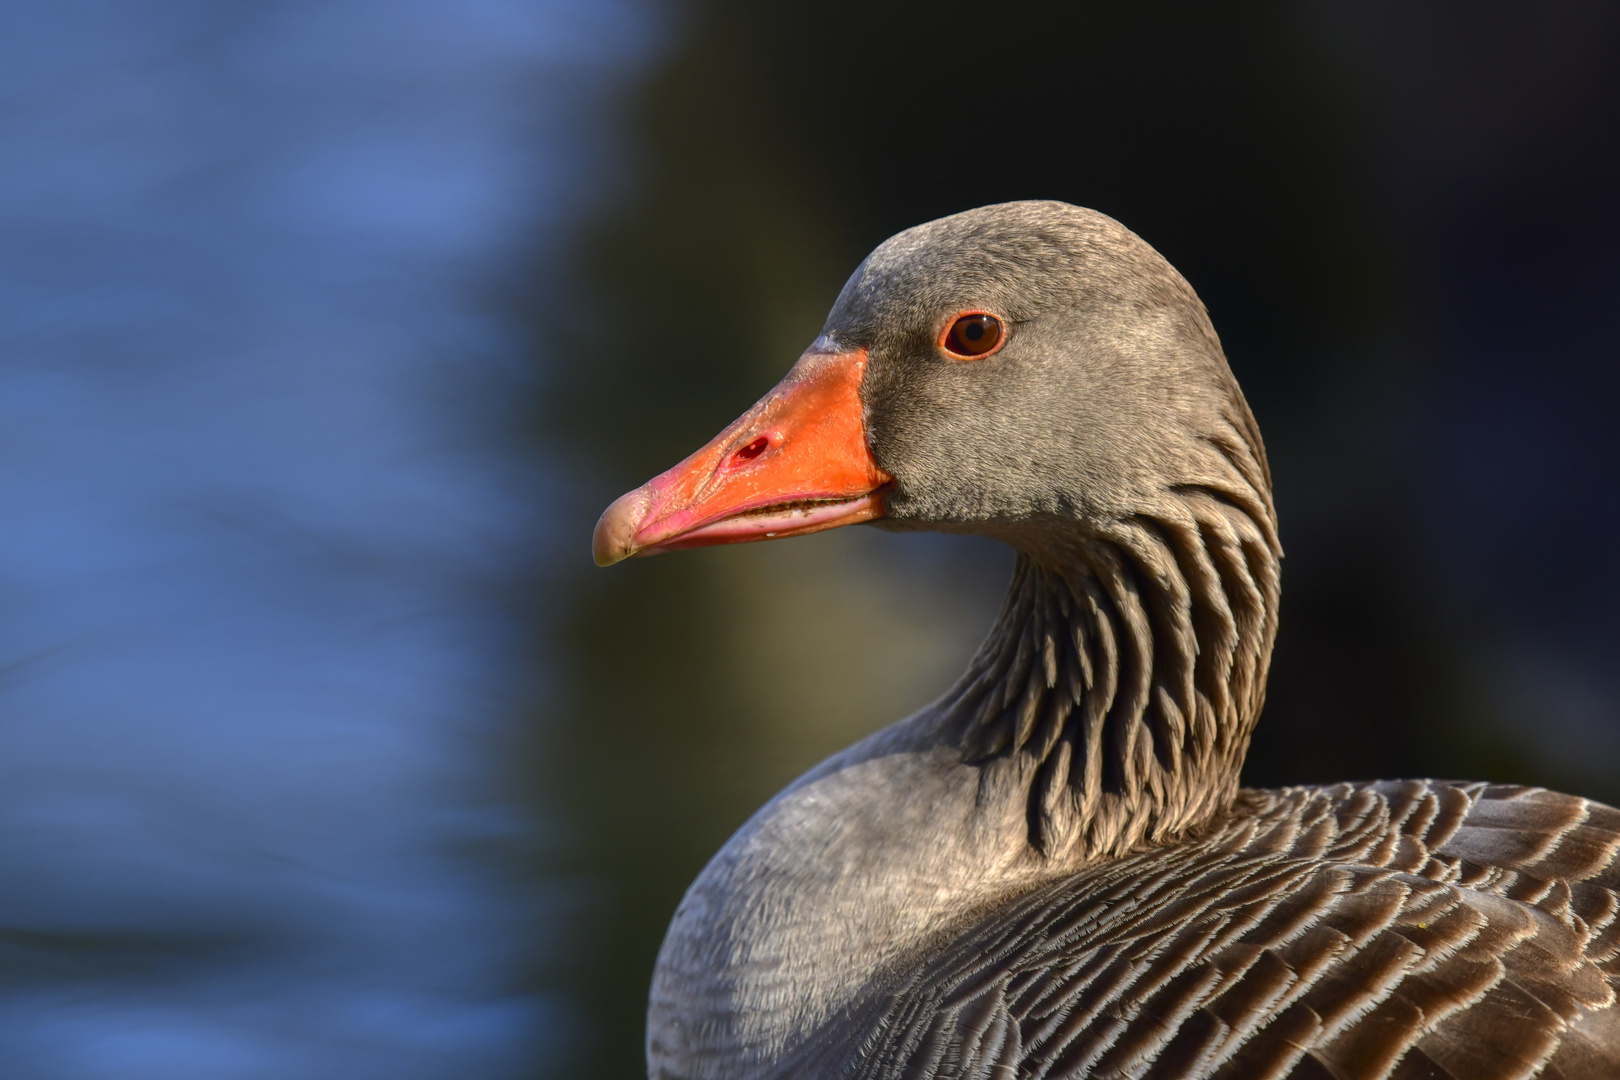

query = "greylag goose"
592;201;1620;1080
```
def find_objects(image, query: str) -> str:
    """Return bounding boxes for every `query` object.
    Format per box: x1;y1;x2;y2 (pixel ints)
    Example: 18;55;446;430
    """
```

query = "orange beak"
592;348;892;566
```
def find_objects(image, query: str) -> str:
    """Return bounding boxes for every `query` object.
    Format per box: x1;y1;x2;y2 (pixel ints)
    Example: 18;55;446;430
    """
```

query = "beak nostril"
732;436;770;464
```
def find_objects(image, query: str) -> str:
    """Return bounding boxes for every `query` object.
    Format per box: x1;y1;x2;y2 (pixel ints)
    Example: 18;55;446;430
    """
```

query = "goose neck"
937;500;1281;862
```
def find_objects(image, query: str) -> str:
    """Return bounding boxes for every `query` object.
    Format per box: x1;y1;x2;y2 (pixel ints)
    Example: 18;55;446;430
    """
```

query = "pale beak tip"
592;487;649;567
591;540;628;568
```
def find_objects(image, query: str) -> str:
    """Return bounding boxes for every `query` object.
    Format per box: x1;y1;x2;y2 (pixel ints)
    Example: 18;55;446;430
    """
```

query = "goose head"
594;200;1272;565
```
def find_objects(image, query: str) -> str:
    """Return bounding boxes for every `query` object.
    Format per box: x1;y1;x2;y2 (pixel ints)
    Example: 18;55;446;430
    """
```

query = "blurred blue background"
0;1;644;1075
2;2;1617;1078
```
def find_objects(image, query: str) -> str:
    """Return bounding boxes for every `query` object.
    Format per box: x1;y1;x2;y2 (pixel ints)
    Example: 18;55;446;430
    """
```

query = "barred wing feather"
849;781;1620;1080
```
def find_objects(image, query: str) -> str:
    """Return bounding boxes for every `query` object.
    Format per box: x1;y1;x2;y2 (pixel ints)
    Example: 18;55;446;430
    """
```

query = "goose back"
838;781;1620;1079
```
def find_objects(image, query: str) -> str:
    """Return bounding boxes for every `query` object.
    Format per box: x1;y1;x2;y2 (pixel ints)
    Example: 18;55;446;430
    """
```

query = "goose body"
593;202;1620;1079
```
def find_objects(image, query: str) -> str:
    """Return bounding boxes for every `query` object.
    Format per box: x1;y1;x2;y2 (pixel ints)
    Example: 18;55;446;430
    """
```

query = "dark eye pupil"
945;314;1003;357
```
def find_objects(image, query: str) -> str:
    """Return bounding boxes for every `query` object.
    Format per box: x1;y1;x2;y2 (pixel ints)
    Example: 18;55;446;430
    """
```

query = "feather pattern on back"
844;781;1620;1080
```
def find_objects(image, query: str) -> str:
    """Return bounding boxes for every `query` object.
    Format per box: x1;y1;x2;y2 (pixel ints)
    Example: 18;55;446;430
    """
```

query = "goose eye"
943;313;1004;358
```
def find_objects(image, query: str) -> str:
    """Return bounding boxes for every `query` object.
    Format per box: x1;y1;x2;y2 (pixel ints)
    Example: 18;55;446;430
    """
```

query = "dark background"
534;3;1620;1077
1;2;1616;1078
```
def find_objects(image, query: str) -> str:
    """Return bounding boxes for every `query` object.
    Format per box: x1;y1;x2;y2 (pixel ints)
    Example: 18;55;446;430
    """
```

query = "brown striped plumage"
846;782;1620;1079
617;202;1620;1080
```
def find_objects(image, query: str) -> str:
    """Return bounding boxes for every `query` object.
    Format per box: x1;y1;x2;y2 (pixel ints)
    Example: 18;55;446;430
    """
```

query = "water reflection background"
4;2;1619;1078
0;1;642;1075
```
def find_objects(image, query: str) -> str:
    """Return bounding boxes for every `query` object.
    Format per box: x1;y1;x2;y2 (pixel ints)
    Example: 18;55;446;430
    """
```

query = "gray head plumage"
827;202;1269;536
